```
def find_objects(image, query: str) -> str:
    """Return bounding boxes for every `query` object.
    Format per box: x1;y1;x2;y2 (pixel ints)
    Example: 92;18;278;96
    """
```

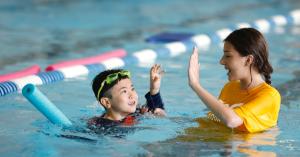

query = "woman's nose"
219;56;225;65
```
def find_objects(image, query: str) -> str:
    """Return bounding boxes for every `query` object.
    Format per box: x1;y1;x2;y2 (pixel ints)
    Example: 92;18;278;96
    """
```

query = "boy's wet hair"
92;69;130;101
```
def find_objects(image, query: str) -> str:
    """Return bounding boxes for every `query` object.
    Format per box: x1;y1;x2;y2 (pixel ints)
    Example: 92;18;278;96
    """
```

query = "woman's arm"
188;47;242;128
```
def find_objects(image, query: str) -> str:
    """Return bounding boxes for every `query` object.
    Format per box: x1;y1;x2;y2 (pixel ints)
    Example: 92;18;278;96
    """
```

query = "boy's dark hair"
92;69;130;101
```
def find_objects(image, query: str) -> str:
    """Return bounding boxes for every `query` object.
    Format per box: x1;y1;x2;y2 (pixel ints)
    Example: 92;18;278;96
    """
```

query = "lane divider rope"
1;9;300;97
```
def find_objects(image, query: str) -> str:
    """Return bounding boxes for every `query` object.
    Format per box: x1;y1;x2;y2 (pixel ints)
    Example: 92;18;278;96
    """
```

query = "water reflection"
143;117;279;157
277;70;300;107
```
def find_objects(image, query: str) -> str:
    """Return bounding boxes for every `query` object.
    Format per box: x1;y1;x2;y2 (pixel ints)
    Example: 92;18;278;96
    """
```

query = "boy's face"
107;78;138;117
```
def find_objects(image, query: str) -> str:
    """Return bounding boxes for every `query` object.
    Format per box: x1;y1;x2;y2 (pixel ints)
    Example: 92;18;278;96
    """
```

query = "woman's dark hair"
92;69;129;101
224;28;273;84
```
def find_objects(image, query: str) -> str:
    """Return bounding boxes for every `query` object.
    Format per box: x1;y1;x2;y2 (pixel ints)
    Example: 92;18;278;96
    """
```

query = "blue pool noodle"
22;84;72;127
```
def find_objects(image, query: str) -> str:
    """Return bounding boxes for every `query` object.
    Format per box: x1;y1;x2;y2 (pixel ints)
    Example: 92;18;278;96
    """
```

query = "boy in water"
88;64;166;129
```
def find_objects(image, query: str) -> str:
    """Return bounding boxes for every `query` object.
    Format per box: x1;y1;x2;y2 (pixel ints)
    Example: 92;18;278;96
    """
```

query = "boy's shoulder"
87;113;141;136
87;111;141;128
88;115;120;128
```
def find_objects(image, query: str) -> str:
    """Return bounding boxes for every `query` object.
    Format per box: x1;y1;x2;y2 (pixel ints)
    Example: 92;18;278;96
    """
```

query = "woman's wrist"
191;83;202;92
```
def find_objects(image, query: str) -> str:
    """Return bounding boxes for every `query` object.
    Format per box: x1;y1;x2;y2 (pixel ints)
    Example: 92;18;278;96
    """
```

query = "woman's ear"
245;55;254;66
100;97;111;109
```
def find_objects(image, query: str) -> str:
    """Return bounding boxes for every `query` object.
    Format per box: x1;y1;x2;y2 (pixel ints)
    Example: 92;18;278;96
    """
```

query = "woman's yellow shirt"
218;81;281;133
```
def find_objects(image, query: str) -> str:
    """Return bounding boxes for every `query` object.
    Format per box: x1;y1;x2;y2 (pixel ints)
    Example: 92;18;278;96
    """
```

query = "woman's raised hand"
188;46;201;90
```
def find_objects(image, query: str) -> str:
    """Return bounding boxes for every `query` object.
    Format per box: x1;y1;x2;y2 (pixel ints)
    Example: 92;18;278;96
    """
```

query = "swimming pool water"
1;0;300;156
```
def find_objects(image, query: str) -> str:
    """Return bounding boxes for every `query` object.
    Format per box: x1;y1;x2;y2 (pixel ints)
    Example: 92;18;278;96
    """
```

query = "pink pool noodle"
0;65;41;83
45;49;127;71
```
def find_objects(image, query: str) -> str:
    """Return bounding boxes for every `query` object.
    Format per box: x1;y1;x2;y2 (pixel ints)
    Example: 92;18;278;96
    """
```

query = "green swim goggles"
96;70;131;100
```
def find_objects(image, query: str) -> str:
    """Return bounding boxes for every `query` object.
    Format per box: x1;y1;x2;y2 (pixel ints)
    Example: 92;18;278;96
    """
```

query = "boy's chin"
127;107;137;113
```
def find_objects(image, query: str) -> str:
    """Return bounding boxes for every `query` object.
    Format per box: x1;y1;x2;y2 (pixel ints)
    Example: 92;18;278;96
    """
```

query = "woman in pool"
188;28;281;133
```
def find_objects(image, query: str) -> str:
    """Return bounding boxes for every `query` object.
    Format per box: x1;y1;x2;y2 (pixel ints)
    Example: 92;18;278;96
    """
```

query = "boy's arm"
144;92;166;116
145;92;164;110
144;64;166;116
149;64;163;95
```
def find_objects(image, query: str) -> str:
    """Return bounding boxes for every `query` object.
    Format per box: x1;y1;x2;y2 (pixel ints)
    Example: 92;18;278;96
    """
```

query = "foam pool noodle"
22;84;72;127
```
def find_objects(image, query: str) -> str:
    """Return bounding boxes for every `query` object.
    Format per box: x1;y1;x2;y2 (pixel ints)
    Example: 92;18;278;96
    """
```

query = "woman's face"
220;41;250;81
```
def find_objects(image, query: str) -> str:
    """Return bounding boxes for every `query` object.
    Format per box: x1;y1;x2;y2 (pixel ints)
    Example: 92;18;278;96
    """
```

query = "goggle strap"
96;70;131;100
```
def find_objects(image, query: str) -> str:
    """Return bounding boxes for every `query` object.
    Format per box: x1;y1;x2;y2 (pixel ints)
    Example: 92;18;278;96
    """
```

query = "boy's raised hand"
150;64;164;95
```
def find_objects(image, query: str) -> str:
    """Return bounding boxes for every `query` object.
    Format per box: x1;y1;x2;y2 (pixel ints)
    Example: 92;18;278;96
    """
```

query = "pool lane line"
45;49;127;71
0;9;300;97
0;65;41;83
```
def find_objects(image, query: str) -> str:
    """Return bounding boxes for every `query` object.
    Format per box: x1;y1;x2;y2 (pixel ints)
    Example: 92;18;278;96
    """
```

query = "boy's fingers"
151;64;164;78
159;70;165;76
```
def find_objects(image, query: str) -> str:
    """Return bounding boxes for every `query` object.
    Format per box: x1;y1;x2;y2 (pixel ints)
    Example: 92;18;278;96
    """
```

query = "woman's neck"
240;73;265;90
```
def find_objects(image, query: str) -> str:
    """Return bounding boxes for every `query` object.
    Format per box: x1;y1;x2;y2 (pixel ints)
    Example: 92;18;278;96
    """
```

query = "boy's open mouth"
128;100;136;106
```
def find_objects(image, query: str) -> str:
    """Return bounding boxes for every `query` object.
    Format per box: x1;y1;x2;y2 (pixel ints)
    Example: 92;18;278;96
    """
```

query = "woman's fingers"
188;46;201;88
189;47;199;70
191;46;199;65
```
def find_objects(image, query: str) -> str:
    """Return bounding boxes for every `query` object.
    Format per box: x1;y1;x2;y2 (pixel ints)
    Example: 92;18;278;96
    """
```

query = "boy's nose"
129;91;138;99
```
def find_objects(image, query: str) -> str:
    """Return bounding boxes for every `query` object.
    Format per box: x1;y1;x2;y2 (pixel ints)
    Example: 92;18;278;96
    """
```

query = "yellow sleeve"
218;82;231;100
233;91;281;133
